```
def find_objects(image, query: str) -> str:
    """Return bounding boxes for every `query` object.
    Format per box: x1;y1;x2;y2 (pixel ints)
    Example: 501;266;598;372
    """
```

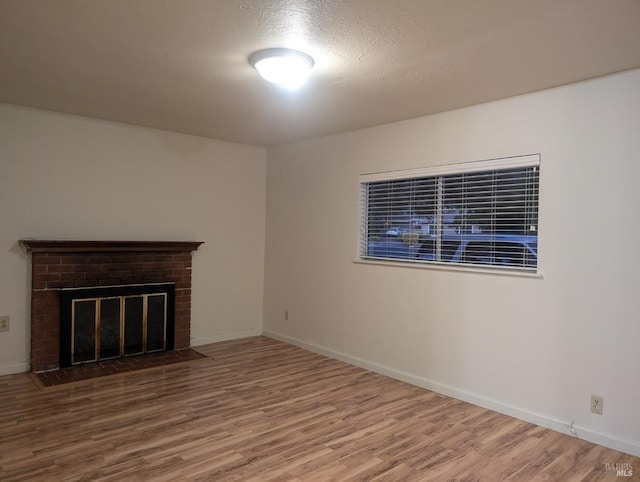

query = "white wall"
0;104;266;374
263;70;640;456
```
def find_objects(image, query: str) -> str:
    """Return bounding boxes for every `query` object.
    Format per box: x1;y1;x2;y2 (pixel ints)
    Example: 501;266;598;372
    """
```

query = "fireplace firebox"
59;283;175;367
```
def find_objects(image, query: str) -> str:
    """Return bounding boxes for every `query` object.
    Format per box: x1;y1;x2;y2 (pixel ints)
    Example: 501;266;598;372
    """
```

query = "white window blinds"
359;155;540;271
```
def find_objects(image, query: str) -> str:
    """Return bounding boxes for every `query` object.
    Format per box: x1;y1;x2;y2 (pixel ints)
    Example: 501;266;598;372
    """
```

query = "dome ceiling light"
249;48;314;89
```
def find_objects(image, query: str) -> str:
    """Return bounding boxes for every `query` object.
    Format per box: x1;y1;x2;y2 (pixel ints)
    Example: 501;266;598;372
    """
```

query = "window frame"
358;154;541;275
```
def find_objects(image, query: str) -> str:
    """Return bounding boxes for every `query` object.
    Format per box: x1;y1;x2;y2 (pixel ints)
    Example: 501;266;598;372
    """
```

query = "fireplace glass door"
72;293;167;364
61;283;175;367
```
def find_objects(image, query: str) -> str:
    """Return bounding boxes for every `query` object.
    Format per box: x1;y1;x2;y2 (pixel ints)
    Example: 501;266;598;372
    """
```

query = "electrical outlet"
0;315;9;332
591;395;603;415
285;310;289;321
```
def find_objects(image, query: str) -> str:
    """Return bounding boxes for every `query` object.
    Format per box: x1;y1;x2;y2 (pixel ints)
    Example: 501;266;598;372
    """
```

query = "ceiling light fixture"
249;48;314;89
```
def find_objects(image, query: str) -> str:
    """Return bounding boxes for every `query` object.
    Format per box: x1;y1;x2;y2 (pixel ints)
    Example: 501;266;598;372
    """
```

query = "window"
359;155;540;272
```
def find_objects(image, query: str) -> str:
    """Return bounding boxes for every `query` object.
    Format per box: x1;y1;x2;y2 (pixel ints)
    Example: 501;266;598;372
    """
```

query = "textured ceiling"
1;0;640;146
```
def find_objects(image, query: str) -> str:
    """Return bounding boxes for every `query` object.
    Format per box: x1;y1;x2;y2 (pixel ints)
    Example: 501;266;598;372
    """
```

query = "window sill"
353;258;544;279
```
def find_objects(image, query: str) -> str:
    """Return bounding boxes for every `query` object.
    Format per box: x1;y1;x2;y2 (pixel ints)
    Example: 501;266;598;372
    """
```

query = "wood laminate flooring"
1;336;638;481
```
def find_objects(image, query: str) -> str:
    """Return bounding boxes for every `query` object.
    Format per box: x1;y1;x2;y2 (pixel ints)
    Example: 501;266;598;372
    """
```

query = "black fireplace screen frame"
59;283;175;368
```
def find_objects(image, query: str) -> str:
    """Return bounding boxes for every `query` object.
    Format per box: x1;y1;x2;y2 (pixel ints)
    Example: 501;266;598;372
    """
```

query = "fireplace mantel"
21;239;204;372
21;239;204;253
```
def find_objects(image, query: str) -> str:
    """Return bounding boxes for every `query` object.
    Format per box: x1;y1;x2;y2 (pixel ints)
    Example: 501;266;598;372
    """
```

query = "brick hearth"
20;240;203;373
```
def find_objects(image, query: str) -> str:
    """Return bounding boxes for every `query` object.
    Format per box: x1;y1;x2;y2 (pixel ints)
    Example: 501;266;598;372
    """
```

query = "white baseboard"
0;361;29;376
263;329;640;458
191;328;262;347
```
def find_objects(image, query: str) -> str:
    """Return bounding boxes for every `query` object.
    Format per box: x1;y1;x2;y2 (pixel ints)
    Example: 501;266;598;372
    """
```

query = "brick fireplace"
20;240;203;373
